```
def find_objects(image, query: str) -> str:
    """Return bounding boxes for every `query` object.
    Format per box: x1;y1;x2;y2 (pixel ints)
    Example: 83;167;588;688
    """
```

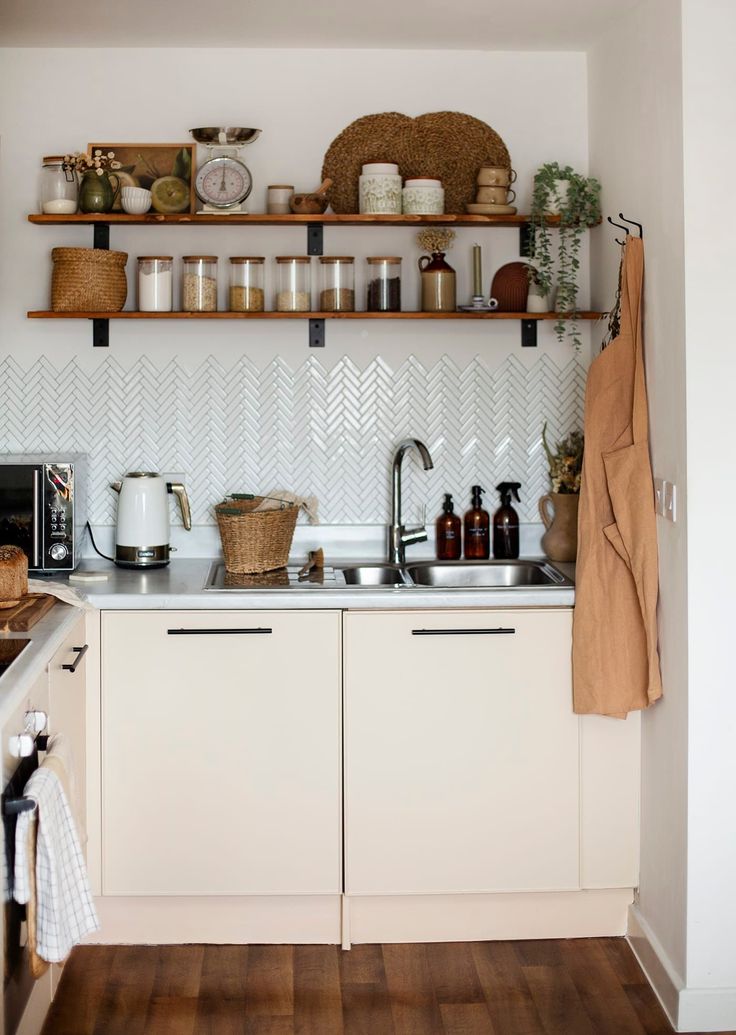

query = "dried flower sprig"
416;228;455;253
542;422;584;494
64;149;121;177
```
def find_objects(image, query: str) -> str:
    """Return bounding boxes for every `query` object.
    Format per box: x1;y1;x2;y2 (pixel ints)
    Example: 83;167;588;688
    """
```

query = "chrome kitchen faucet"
388;438;434;566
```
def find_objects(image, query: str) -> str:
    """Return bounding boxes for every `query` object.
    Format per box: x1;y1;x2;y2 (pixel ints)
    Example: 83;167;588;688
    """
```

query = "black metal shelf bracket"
309;319;325;348
307;224;325;346
307;223;324;256
92;222;110;346
521;319;538;348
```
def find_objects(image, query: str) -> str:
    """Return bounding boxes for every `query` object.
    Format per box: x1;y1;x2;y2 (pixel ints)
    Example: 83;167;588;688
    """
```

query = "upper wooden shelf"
28;212;560;228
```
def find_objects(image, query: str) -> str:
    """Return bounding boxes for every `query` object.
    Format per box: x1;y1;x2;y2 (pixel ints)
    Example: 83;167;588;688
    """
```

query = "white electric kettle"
110;472;192;568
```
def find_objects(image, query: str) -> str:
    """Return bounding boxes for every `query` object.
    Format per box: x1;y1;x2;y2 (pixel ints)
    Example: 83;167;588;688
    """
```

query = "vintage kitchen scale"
190;127;261;213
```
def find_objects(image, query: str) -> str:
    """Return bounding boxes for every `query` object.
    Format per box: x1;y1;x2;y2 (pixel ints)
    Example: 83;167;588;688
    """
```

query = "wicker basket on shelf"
51;247;128;312
215;496;298;574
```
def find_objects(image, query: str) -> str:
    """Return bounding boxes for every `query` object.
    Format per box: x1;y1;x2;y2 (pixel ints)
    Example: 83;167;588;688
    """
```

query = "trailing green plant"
529;162;601;349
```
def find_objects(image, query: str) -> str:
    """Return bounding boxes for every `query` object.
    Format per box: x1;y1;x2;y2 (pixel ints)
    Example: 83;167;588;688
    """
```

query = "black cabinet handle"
411;628;516;636
62;644;89;672
167;628;273;636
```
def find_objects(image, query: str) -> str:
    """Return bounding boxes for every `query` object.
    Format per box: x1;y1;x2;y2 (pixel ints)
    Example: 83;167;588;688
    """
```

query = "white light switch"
664;481;677;522
654;478;665;516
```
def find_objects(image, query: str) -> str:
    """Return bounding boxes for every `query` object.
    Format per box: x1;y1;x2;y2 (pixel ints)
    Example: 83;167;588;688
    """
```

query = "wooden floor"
41;938;734;1035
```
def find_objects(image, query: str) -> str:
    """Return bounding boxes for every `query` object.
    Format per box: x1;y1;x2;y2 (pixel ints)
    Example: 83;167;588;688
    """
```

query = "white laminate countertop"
62;558;576;610
0;602;81;728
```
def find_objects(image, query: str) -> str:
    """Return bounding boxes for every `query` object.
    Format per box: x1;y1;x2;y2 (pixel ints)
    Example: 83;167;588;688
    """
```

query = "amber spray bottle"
435;493;462;560
464;485;490;559
493;482;521;559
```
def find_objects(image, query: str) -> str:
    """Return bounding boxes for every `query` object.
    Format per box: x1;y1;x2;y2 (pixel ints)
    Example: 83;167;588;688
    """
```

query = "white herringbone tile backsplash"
0;353;585;527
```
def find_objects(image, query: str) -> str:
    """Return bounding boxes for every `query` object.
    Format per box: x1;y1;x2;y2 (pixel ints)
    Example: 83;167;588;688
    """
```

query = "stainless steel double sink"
203;559;572;591
339;560;572;589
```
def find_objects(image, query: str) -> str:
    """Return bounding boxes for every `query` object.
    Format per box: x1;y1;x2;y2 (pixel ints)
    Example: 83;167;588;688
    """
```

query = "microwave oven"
0;455;86;573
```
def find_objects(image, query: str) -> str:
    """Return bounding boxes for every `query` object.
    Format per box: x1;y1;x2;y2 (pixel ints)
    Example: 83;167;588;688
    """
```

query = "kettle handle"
110;481;122;493
168;482;192;531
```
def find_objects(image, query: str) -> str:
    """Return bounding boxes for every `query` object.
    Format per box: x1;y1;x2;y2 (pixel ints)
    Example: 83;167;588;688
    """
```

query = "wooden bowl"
289;195;329;215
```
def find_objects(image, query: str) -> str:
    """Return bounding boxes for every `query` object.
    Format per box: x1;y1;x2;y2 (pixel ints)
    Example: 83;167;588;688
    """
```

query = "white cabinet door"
102;610;341;897
344;608;579;895
48;613;88;841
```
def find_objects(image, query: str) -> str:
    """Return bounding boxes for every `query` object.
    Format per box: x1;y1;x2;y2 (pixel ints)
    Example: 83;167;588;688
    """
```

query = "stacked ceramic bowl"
466;165;517;215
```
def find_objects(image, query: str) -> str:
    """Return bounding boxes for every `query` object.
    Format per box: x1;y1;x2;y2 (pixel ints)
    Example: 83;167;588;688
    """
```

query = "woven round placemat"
321;111;510;214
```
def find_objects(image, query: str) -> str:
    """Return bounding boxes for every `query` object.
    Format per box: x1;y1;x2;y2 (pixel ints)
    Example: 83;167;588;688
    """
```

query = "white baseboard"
627;905;682;1027
628;904;736;1032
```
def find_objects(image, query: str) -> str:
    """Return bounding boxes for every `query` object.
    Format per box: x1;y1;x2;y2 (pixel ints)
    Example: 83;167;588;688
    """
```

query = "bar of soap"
0;545;28;607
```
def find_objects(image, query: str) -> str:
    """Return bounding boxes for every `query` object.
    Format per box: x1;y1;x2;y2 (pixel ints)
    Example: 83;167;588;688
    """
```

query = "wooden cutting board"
0;594;56;632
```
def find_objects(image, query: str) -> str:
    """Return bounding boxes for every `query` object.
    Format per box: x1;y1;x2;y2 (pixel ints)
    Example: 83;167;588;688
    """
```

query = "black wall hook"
607;215;628;247
619;212;643;238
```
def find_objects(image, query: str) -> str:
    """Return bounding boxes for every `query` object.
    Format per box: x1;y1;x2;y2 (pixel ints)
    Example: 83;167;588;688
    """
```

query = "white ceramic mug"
121;187;152;215
476;185;516;205
477;166;517;187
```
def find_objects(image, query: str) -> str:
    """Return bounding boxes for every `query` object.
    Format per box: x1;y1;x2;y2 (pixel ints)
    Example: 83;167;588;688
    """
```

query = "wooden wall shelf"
28;310;604;321
29;212;562;228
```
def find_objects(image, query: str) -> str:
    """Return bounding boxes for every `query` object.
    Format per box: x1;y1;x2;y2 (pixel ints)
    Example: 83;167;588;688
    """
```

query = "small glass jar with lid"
275;256;311;312
229;257;265;312
318;257;355;312
137;256;173;312
39;155;78;215
182;256;218;312
366;256;402;312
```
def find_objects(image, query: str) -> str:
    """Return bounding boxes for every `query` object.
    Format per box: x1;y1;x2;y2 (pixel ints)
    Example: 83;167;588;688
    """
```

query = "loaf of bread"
0;545;28;608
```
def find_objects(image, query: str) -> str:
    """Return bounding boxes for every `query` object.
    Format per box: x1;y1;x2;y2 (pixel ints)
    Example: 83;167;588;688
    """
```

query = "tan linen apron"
572;237;662;717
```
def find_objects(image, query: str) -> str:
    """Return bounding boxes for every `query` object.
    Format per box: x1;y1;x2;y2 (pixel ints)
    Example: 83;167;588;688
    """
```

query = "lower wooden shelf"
28;310;604;320
26;309;605;348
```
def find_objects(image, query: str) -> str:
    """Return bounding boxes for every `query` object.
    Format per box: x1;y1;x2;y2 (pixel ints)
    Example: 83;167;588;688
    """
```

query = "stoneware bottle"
419;251;456;312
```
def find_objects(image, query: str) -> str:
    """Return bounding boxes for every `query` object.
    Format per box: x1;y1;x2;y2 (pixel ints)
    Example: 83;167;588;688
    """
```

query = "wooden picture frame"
88;142;196;213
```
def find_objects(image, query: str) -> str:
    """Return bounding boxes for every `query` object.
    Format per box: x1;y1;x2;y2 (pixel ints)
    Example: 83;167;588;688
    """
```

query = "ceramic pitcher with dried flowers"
539;423;584;562
78;169;120;213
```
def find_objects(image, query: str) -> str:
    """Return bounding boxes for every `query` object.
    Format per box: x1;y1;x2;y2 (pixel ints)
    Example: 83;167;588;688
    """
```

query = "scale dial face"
195;155;252;208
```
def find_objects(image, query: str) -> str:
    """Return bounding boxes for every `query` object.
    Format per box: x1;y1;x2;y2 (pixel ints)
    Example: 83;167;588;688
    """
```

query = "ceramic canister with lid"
359;163;402;215
402;178;444;215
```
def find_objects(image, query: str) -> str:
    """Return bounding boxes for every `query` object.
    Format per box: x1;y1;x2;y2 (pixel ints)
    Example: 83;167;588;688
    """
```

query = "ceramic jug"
418;251;456;313
78;169;120;214
539;492;579;562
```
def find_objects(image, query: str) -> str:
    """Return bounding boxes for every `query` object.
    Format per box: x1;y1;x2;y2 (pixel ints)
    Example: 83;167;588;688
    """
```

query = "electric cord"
85;521;114;562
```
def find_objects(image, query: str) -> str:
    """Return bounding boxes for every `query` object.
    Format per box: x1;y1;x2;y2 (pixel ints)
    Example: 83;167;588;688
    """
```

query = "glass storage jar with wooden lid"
137;256;173;312
229;257;265;312
275;256;311;312
39;155;78;214
318;257;355;312
182;256;218;312
366;256;402;312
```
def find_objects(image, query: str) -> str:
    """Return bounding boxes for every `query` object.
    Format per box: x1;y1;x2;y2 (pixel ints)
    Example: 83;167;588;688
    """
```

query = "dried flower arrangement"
416;228;455;253
64;150;121;176
542;422;584;494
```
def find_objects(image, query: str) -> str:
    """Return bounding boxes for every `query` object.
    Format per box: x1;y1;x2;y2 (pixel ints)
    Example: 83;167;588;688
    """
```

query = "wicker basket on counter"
215;496;298;574
51;247;128;312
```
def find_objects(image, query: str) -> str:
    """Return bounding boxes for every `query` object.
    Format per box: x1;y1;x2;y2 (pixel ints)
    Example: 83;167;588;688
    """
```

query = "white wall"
588;0;689;1000
680;0;736;1022
0;47;593;528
